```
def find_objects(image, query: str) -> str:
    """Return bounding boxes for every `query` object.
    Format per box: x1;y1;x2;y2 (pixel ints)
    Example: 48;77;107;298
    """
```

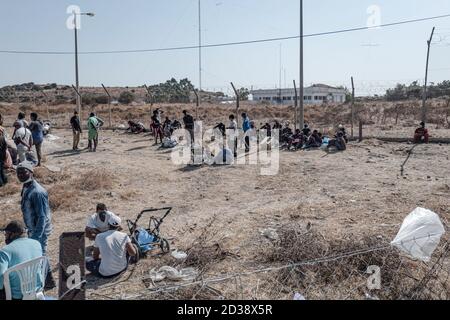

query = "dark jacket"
70;115;82;132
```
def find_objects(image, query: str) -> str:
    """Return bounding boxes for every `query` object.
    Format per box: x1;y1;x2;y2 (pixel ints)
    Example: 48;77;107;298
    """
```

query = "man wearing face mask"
85;203;121;241
0;221;43;300
16;161;55;289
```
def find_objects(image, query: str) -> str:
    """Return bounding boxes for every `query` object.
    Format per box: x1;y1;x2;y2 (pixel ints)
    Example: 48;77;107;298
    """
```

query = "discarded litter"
45;134;60;141
171;250;188;260
293;292;306;300
391;207;445;262
149;266;198;282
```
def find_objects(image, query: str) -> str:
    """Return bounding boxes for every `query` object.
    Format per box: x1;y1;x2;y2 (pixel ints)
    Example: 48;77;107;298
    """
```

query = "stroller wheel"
160;238;170;254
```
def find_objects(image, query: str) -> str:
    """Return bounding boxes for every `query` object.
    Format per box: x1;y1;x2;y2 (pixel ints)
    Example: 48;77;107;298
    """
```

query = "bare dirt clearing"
1;127;449;299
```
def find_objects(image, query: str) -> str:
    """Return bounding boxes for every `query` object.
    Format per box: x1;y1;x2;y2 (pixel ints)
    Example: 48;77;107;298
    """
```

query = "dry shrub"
47;185;78;211
183;243;231;273
73;169;114;191
0;173;21;197
48;169;115;210
261;223;446;300
33;167;69;185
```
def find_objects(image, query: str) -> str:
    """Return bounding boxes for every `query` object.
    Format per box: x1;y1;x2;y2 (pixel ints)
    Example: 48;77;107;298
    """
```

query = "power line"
1;13;450;55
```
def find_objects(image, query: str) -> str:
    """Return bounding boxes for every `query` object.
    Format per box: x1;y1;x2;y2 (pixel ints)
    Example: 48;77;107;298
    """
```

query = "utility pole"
293;80;298;130
351;76;355;138
278;43;282;104
198;0;202;105
74;12;81;116
422;27;435;124
299;0;304;130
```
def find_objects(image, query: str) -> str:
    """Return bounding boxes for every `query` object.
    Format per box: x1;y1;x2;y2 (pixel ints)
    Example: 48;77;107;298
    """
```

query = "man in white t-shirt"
12;121;33;163
86;215;137;278
85;203;120;241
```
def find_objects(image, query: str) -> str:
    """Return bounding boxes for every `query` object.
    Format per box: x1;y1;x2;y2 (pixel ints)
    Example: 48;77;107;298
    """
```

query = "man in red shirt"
414;122;429;144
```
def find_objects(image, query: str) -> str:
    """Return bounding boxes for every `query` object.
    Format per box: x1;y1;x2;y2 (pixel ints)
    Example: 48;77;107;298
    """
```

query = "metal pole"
198;0;202;105
72;85;82;121
299;0;304;130
422;27;435;124
74;13;81;117
293;80;298;130
351;76;355;138
231;82;240;128
193;90;199;119
101;84;112;128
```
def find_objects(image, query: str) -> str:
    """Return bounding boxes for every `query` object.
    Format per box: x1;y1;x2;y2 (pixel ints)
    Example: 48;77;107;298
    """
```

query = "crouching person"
86;215;137;278
0;221;43;300
85;203;120;241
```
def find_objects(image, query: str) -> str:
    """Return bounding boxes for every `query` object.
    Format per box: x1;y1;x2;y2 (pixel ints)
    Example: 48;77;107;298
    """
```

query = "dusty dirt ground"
1;123;449;299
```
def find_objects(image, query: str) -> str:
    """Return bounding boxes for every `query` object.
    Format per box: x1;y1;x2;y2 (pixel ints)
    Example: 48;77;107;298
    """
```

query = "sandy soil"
1;126;449;299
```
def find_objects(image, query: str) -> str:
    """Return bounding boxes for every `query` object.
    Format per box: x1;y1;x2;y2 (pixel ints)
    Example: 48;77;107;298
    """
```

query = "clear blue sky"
1;0;450;95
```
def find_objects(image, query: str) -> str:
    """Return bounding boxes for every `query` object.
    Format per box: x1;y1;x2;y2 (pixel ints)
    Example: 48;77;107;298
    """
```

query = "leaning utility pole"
299;0;304;130
422;27;435;124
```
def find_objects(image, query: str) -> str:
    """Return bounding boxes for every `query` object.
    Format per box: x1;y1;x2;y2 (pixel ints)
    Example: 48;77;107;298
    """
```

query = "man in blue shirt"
242;113;251;153
28;112;44;167
0;221;43;300
16;161;55;289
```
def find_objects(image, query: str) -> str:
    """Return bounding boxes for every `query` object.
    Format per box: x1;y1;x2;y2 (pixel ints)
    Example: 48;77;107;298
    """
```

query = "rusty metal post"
230;82;240;128
101;84;112;128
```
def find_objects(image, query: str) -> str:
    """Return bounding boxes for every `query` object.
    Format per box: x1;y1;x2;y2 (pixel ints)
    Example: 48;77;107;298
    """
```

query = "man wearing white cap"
87;214;137;278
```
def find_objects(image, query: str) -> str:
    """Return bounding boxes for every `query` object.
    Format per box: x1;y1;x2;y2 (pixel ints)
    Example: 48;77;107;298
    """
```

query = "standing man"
182;110;195;144
16;161;55;289
70;110;82;151
242;113;251;153
28;113;44;167
12;121;32;163
227;114;238;157
87;113;104;152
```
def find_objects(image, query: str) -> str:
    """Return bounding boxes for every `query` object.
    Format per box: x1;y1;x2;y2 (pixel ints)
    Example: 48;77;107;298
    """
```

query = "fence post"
359;120;363;142
351;76;355;139
101;84;112;128
230;82;240;128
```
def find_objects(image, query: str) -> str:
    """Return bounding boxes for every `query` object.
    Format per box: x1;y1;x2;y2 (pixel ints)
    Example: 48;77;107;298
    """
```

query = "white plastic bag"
391;208;445;262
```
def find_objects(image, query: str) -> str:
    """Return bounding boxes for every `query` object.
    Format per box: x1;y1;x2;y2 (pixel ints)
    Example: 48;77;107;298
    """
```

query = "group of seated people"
273;122;348;151
0;204;136;300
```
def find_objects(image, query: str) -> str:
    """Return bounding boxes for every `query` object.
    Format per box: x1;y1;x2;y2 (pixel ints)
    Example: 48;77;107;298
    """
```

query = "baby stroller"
126;207;172;261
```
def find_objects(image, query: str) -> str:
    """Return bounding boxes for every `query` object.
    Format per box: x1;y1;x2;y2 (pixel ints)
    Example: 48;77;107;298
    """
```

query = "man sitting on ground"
85;203;120;241
305;130;323;149
86;215;137;278
414;122;429;144
327;131;347;151
0;221;43;300
288;129;304;150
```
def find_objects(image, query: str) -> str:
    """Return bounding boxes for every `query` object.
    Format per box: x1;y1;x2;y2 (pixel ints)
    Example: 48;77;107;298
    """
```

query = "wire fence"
87;228;449;300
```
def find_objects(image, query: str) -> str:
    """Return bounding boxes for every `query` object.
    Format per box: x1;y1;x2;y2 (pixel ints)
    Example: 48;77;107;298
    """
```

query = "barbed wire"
101;232;447;299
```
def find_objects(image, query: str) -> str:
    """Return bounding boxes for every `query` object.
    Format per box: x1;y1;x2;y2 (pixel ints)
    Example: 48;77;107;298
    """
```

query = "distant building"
250;84;346;105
